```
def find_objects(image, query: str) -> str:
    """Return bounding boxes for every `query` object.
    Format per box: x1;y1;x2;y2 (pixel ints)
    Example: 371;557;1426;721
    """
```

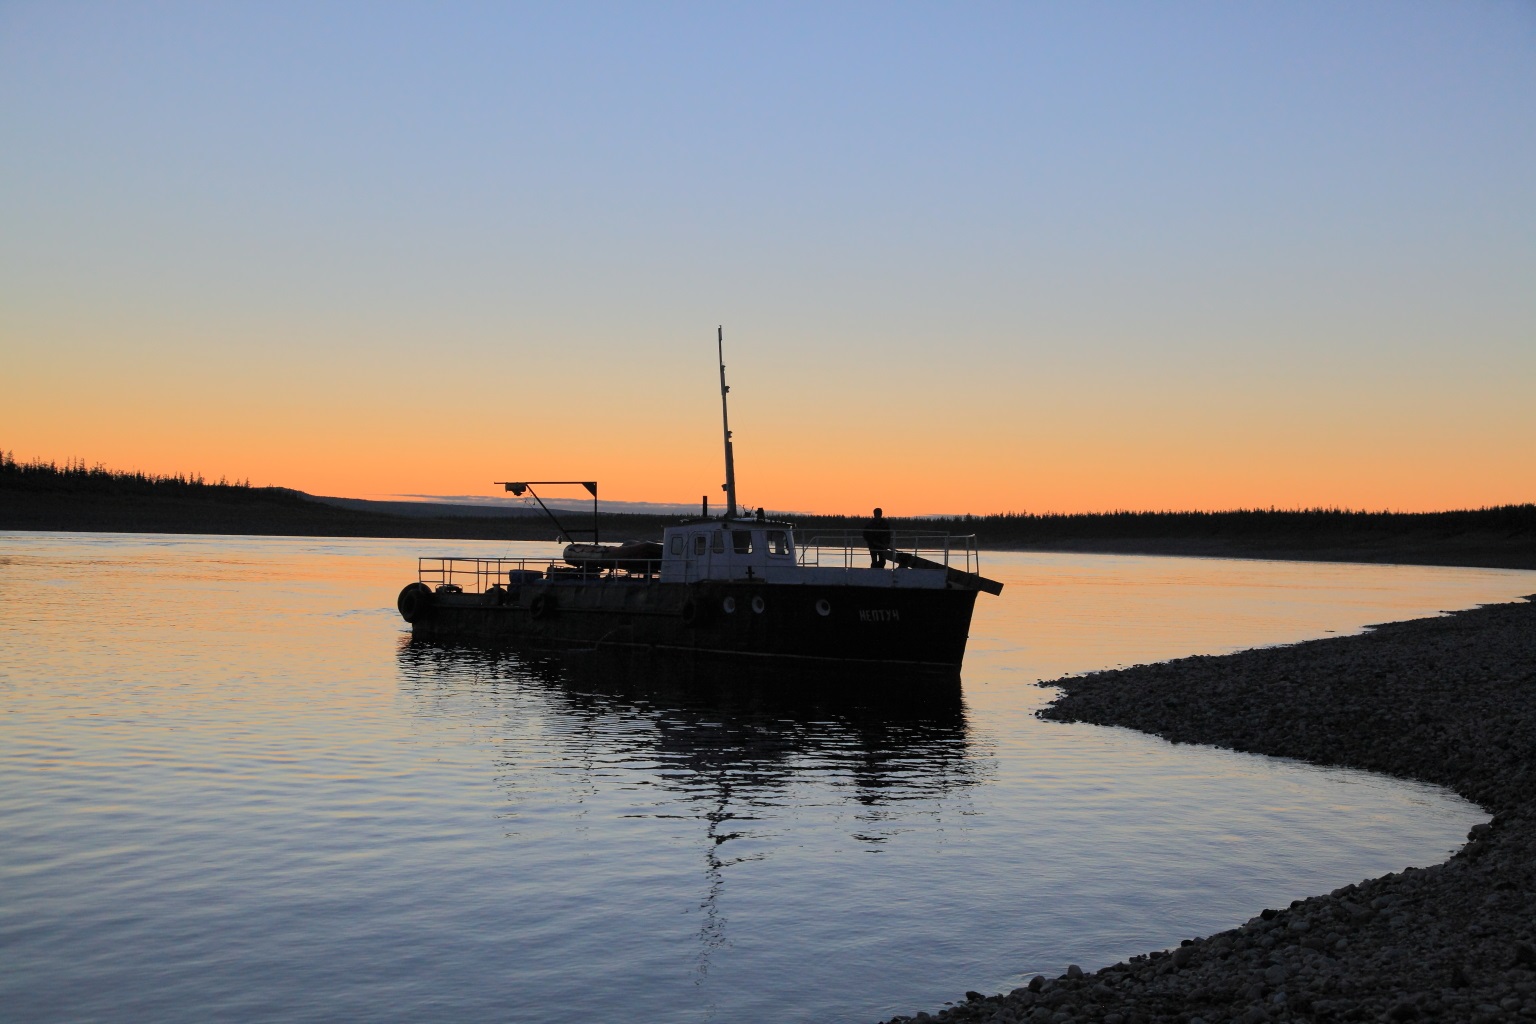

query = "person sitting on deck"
863;507;893;568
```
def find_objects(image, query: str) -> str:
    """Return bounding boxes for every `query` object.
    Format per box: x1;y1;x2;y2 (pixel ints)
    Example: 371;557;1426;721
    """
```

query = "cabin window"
766;530;790;556
694;535;707;555
731;530;753;554
712;532;725;554
670;536;683;555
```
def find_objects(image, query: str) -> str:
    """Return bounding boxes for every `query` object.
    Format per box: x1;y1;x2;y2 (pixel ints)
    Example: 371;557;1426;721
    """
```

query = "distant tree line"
0;450;254;492
4;449;1530;558
901;505;1536;544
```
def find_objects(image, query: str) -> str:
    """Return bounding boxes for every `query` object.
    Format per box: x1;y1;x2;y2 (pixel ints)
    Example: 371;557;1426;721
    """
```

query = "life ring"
681;599;700;625
530;594;554;619
397;582;432;623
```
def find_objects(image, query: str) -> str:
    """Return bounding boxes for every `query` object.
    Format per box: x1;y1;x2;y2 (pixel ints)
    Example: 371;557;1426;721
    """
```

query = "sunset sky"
3;2;1532;516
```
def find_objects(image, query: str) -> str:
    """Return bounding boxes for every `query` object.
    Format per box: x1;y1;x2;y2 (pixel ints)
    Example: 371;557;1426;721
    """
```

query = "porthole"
751;596;766;615
815;598;831;617
722;596;737;614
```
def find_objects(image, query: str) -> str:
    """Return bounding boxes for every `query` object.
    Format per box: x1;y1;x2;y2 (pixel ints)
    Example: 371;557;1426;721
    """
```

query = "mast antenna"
717;325;738;518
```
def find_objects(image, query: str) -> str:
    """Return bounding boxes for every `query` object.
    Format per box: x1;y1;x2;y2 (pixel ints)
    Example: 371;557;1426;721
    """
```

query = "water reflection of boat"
396;637;972;761
395;637;984;977
395;636;981;823
395;329;1002;672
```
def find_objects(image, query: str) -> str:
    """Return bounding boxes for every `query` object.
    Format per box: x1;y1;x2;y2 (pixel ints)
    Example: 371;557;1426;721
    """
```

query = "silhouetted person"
863;507;892;568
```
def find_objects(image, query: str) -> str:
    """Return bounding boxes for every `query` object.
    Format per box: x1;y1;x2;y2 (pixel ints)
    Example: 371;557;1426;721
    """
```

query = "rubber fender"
530;593;554;619
680;599;700;625
397;582;433;623
485;585;507;606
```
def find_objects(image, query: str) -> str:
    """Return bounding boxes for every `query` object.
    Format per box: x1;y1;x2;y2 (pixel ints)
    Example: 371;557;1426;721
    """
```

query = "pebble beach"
882;594;1536;1024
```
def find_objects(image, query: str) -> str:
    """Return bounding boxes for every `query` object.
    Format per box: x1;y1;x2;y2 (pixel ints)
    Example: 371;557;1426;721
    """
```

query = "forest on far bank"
4;452;1533;570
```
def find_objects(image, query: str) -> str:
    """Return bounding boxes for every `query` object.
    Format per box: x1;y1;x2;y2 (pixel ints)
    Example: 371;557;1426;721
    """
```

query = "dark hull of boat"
406;579;980;670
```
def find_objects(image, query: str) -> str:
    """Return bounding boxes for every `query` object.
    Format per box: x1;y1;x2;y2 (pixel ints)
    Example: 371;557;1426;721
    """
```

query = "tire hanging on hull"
397;583;432;622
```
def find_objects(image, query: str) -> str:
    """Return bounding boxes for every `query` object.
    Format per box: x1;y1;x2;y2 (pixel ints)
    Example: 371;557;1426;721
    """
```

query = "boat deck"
416;531;986;594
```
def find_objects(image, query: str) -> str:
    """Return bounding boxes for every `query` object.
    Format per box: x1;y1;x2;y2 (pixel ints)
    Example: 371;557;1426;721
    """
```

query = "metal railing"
417;556;661;593
796;532;980;574
417;531;982;594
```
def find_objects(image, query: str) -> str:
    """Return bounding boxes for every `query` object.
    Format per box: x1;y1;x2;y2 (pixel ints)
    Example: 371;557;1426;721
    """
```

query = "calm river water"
3;532;1533;1023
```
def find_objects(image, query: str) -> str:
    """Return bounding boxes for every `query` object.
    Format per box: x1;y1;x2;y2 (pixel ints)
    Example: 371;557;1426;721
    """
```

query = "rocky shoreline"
880;595;1536;1024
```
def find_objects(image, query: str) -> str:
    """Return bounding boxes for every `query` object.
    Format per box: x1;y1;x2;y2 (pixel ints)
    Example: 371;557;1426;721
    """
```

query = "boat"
395;328;1002;671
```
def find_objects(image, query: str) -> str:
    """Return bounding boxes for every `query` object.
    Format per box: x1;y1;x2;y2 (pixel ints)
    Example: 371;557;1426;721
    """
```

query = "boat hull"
406;579;980;669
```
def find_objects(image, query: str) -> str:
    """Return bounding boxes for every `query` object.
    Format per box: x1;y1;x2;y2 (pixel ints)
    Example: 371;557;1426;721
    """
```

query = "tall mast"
717;325;738;518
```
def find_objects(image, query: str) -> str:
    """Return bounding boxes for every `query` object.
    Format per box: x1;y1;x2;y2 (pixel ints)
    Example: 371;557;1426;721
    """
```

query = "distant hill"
304;495;546;519
304;494;706;519
935;505;1536;571
0;454;660;541
2;452;1532;569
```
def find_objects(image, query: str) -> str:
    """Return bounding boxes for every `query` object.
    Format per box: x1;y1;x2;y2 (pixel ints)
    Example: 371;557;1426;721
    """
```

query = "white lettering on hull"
858;609;901;623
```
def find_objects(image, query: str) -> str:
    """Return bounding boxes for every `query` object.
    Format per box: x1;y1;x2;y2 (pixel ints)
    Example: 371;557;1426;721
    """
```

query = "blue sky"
3;2;1533;512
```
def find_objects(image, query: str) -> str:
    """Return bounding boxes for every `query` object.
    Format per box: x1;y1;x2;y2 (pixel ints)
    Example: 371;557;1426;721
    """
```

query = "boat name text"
858;609;901;623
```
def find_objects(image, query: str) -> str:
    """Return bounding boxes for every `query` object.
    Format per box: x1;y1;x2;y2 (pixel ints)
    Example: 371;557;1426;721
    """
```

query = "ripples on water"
2;533;1531;1023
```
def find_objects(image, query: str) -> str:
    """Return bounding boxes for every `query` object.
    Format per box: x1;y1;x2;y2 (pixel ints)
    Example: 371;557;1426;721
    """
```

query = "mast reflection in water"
396;638;988;991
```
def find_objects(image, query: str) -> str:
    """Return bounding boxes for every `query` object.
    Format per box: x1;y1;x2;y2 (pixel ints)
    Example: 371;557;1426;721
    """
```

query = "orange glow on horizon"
4;301;1530;519
5;412;1530;519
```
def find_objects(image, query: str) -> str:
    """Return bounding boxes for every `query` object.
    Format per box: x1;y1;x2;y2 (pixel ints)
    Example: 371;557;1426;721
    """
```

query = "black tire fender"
680;599;700;625
397;582;432;623
530;593;554;619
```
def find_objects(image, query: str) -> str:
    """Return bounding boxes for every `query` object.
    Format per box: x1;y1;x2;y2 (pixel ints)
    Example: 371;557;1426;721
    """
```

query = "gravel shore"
880;595;1536;1024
